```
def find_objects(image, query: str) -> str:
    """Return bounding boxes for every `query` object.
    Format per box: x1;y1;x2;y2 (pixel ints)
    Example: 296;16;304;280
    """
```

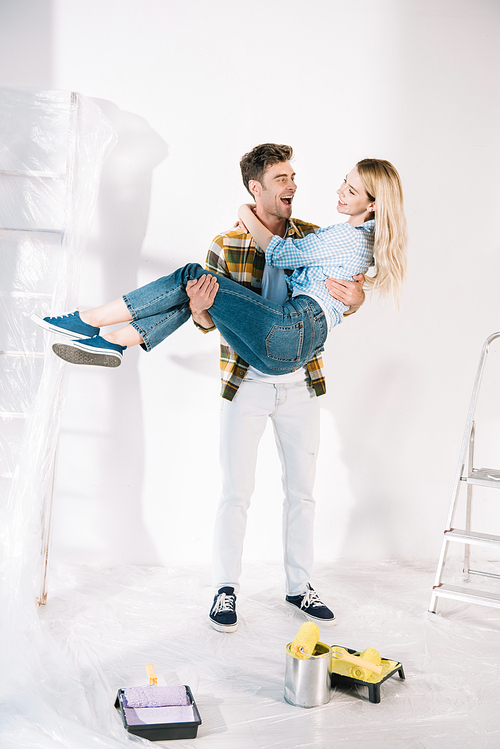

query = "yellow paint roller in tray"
288;623;382;675
330;646;382;679
329;645;405;703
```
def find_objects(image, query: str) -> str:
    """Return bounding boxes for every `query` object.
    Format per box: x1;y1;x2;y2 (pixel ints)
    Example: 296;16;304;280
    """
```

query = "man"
187;144;364;633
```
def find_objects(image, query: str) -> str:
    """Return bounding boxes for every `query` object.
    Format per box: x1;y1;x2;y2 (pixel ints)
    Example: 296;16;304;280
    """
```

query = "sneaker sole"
52;342;122;368
285;600;336;624
30;313;94;340
209;617;238;633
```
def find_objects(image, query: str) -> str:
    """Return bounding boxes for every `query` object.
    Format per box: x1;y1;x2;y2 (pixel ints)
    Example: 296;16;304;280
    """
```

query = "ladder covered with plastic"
0;88;114;606
430;332;500;614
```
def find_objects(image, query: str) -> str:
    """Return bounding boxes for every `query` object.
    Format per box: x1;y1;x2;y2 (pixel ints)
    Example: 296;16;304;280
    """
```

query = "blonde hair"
356;158;408;301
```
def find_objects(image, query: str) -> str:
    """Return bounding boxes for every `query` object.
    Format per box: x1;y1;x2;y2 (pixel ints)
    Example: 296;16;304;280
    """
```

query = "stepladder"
430;332;500;614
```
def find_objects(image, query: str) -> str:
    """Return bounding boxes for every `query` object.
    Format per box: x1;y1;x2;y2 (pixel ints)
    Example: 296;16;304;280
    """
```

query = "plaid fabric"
200;218;327;401
267;219;375;329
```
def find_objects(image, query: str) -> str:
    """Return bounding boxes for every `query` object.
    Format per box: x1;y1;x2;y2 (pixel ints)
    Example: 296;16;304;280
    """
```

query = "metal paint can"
284;641;332;708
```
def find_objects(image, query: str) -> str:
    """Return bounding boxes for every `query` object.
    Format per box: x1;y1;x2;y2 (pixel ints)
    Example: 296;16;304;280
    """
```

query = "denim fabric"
123;263;327;375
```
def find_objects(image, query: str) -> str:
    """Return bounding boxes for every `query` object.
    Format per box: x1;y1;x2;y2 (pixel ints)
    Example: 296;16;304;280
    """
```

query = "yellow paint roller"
330;646;383;676
289;622;321;660
347;648;382;680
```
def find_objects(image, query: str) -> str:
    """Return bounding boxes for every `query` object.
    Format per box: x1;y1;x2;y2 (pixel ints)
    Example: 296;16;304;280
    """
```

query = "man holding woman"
186;144;366;632
33;145;406;634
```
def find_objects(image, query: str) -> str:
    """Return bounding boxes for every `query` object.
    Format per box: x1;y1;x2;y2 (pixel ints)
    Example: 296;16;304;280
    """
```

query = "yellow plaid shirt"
198;218;327;401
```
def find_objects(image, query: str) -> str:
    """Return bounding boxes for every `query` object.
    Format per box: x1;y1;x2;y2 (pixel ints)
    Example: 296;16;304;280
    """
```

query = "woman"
32;159;407;372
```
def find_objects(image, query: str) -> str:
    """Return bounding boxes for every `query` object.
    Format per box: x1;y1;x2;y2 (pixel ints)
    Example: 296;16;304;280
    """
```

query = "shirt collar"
286;218;304;238
247;217;311;251
357;218;375;231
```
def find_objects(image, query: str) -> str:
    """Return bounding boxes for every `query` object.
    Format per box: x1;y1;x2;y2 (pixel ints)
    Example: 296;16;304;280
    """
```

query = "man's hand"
325;273;365;315
187;274;219;329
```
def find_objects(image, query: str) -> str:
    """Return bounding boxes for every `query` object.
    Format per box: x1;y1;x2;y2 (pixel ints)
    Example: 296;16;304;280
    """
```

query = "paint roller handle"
331;650;382;675
145;663;158;685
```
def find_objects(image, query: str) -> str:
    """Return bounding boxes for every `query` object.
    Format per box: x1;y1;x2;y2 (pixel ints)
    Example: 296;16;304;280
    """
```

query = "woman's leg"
119;263;327;371
51;263;327;370
79;298;131;327
78;300;144;348
208;290;327;375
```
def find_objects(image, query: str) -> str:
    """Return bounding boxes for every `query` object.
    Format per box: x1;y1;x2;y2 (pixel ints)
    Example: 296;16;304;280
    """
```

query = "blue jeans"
123;263;327;375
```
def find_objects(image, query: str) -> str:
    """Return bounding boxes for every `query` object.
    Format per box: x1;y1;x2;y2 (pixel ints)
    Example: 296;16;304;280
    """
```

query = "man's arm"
326;274;365;315
189;231;233;330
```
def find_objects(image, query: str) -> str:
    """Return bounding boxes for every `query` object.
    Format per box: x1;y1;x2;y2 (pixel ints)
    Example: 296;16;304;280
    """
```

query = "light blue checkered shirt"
266;219;375;329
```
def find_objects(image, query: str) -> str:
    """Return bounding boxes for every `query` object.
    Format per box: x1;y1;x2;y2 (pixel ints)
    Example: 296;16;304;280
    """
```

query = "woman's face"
336;167;374;223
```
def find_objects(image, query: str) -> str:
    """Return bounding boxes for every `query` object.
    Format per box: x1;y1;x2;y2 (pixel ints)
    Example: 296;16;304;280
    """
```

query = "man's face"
251;161;297;220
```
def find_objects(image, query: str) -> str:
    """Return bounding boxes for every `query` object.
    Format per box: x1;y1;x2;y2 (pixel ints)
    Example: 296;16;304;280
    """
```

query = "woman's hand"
232;219;249;232
326;274;365;314
232;205;256;233
238;203;256;222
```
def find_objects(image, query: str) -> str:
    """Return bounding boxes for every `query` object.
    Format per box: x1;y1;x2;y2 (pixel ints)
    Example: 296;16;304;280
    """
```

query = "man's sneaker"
285;583;335;624
209;587;238;633
52;336;125;368
31;311;99;339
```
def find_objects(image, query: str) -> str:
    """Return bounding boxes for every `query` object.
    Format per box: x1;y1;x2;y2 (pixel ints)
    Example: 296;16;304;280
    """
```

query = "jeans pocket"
265;322;304;362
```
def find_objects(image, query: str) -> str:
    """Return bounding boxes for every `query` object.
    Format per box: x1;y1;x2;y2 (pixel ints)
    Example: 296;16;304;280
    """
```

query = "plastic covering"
2;89;500;749
0;86;116;596
2;558;500;748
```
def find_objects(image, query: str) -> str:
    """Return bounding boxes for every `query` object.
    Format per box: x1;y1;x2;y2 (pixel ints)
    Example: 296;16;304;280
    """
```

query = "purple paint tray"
115;685;202;741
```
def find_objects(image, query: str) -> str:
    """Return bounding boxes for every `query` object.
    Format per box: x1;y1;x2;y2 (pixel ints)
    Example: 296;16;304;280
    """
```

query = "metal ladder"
429;332;500;613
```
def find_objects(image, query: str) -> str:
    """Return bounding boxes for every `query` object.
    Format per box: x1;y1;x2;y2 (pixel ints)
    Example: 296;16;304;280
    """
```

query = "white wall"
2;0;500;574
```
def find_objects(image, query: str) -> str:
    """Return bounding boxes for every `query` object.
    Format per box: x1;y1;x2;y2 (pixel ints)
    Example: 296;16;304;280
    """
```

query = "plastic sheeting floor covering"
6;559;500;749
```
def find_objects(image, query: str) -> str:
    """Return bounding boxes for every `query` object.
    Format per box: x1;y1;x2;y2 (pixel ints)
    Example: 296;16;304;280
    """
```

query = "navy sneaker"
52;336;125;368
31;311;99;339
209;587;238;633
286;583;335;624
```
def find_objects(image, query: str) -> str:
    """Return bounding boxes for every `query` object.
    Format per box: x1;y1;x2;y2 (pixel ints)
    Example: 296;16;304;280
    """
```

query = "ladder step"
433;583;500;609
462;467;500;488
445;528;500;548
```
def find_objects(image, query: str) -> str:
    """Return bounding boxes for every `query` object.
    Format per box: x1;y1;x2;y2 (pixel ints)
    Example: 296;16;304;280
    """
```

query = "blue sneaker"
286;583;335;624
52;336;125;368
209;587;238;633
31;311;99;339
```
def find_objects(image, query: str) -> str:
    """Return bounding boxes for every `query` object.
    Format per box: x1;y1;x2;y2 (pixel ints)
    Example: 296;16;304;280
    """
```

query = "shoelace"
53;313;75;321
212;592;235;614
300;587;324;610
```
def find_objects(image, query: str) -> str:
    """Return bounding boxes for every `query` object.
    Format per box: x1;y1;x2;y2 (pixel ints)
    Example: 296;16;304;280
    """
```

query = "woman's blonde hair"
356;158;408;301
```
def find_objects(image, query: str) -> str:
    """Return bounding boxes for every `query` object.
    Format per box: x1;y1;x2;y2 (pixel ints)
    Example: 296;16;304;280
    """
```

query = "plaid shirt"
198;217;327;401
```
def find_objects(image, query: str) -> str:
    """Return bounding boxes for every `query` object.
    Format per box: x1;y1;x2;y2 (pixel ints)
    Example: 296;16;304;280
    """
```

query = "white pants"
212;380;320;595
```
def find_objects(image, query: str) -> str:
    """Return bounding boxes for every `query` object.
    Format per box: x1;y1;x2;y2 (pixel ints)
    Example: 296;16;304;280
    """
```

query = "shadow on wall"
320;323;424;562
337;356;422;559
60;100;169;565
0;0;52;88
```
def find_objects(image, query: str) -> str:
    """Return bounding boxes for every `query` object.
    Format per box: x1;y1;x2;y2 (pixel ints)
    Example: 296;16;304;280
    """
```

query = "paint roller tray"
115;685;202;741
329;646;405;704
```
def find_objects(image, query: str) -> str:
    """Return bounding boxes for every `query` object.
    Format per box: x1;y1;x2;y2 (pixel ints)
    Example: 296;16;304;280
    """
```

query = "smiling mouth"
281;196;293;205
338;199;347;205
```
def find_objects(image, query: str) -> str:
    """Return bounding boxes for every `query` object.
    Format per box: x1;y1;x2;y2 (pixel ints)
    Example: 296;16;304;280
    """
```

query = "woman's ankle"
79;310;96;326
105;326;143;348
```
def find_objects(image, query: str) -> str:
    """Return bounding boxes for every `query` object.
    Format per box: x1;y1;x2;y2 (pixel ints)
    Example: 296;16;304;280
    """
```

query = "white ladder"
429;332;500;614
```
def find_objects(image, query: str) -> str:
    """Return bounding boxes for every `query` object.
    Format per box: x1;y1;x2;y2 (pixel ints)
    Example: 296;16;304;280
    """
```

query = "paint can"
284;641;332;708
